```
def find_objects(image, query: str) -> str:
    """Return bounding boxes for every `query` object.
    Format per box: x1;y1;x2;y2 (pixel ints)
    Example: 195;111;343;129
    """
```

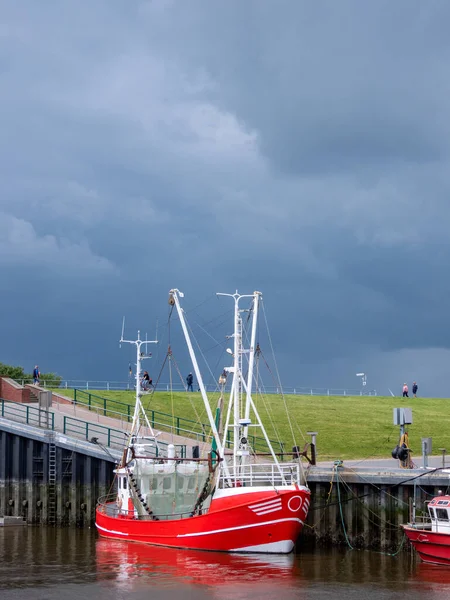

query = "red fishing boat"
403;495;450;565
96;289;311;553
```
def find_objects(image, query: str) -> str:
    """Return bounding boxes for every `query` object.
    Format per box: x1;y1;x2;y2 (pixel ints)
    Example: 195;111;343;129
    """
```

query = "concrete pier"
1;401;447;550
304;463;448;550
0;418;118;526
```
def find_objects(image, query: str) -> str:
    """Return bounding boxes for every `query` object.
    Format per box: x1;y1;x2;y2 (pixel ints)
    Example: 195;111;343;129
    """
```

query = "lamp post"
356;372;367;395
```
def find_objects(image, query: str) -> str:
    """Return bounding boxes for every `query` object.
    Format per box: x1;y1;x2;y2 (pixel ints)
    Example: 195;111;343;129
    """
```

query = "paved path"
47;392;209;455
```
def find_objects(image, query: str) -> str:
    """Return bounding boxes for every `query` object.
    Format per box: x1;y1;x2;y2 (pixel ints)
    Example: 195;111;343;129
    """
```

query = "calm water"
0;527;449;599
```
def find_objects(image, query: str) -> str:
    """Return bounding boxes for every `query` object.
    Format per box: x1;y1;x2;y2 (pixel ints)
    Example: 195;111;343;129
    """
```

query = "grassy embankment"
52;388;450;461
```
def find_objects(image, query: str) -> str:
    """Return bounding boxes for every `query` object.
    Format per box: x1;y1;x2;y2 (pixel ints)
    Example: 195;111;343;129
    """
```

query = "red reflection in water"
96;538;302;587
414;562;450;586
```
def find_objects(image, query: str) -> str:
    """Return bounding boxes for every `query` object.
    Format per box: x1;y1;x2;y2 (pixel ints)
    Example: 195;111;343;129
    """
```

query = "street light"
356;373;367;387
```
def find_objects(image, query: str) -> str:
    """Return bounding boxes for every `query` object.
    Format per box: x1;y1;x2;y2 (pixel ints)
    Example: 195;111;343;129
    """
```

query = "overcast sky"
1;0;450;397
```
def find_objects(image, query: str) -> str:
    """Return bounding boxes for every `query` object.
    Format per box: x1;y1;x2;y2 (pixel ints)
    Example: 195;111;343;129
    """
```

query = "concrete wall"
303;466;445;551
0;416;443;550
0;426;116;525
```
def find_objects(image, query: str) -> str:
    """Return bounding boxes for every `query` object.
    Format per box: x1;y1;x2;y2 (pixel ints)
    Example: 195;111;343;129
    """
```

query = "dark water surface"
1;527;449;600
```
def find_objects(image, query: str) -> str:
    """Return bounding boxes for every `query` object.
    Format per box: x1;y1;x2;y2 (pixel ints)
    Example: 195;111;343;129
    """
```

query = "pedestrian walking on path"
412;382;418;397
402;383;409;398
32;365;40;385
186;372;194;392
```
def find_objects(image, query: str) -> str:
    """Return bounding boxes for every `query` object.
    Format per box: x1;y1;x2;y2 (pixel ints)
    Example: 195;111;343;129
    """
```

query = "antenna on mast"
120;316;125;346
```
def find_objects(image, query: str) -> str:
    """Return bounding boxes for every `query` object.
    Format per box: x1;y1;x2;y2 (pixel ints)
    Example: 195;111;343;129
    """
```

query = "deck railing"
217;462;301;488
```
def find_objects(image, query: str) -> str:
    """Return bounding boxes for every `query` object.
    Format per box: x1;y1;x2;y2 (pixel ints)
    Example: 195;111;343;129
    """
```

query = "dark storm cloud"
1;0;450;395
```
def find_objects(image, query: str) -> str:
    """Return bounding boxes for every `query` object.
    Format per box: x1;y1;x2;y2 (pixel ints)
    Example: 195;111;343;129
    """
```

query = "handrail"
2;390;285;458
62;415;186;457
0;398;55;430
12;378;378;396
0;398;187;457
68;389;284;457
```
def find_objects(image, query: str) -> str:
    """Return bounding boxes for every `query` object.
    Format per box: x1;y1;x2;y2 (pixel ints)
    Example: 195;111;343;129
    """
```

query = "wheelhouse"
428;496;450;533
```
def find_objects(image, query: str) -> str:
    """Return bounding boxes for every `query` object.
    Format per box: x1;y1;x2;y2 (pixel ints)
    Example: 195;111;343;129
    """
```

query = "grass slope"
53;388;449;461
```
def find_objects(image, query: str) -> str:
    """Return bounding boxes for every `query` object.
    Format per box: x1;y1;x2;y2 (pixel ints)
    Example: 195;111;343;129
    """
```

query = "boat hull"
403;525;450;565
96;486;310;554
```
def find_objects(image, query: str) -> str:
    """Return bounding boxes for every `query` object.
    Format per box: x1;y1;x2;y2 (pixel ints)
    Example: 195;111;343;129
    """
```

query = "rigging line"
261;301;299;446
142;305;175;411
185;316;221;395
238;323;286;450
178;312;223;438
336;469;354;550
201;312;237;352
238;344;280;447
169;348;189;391
248;356;284;448
189;306;234;332
335;427;399;467
337;475;409;527
189;319;224;348
345;464;450;495
259;345;306;445
162;293;216;325
168;346;205;429
252;381;284;451
324;475;405;534
304;467;336;532
182;293;217;318
330;466;403;534
204;345;227;393
167;302;175;442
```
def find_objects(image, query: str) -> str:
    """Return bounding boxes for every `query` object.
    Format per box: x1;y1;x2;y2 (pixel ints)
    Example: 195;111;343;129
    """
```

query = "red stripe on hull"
403;526;450;565
96;488;310;553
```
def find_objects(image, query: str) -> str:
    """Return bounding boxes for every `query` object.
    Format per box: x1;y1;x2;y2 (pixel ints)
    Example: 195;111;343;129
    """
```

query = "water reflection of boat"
96;538;301;586
413;562;450;586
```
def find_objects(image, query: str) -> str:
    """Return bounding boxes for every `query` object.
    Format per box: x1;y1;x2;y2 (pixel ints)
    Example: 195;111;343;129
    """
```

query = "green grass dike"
50;388;448;462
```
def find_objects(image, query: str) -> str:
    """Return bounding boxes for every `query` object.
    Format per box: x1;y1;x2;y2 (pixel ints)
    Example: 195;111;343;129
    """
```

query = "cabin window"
430;508;436;521
123;478;127;490
163;477;172;490
436;508;449;521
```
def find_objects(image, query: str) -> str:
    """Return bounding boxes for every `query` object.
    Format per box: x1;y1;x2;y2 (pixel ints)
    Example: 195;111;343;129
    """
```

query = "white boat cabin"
428;496;450;533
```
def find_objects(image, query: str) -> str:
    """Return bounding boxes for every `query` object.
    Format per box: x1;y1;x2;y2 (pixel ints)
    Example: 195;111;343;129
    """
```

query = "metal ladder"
48;434;56;525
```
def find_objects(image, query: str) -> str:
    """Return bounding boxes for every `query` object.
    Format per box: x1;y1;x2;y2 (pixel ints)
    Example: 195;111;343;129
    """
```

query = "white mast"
218;291;285;481
120;327;158;451
217;291;254;475
244;292;260;426
169;289;227;465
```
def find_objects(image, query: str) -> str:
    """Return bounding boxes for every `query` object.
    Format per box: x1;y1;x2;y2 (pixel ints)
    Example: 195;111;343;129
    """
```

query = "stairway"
24;384;40;403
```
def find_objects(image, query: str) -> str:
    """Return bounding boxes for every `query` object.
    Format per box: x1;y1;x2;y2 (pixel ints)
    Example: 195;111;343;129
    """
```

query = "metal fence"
0;397;186;455
68;389;284;455
15;379;377;396
0;398;55;429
